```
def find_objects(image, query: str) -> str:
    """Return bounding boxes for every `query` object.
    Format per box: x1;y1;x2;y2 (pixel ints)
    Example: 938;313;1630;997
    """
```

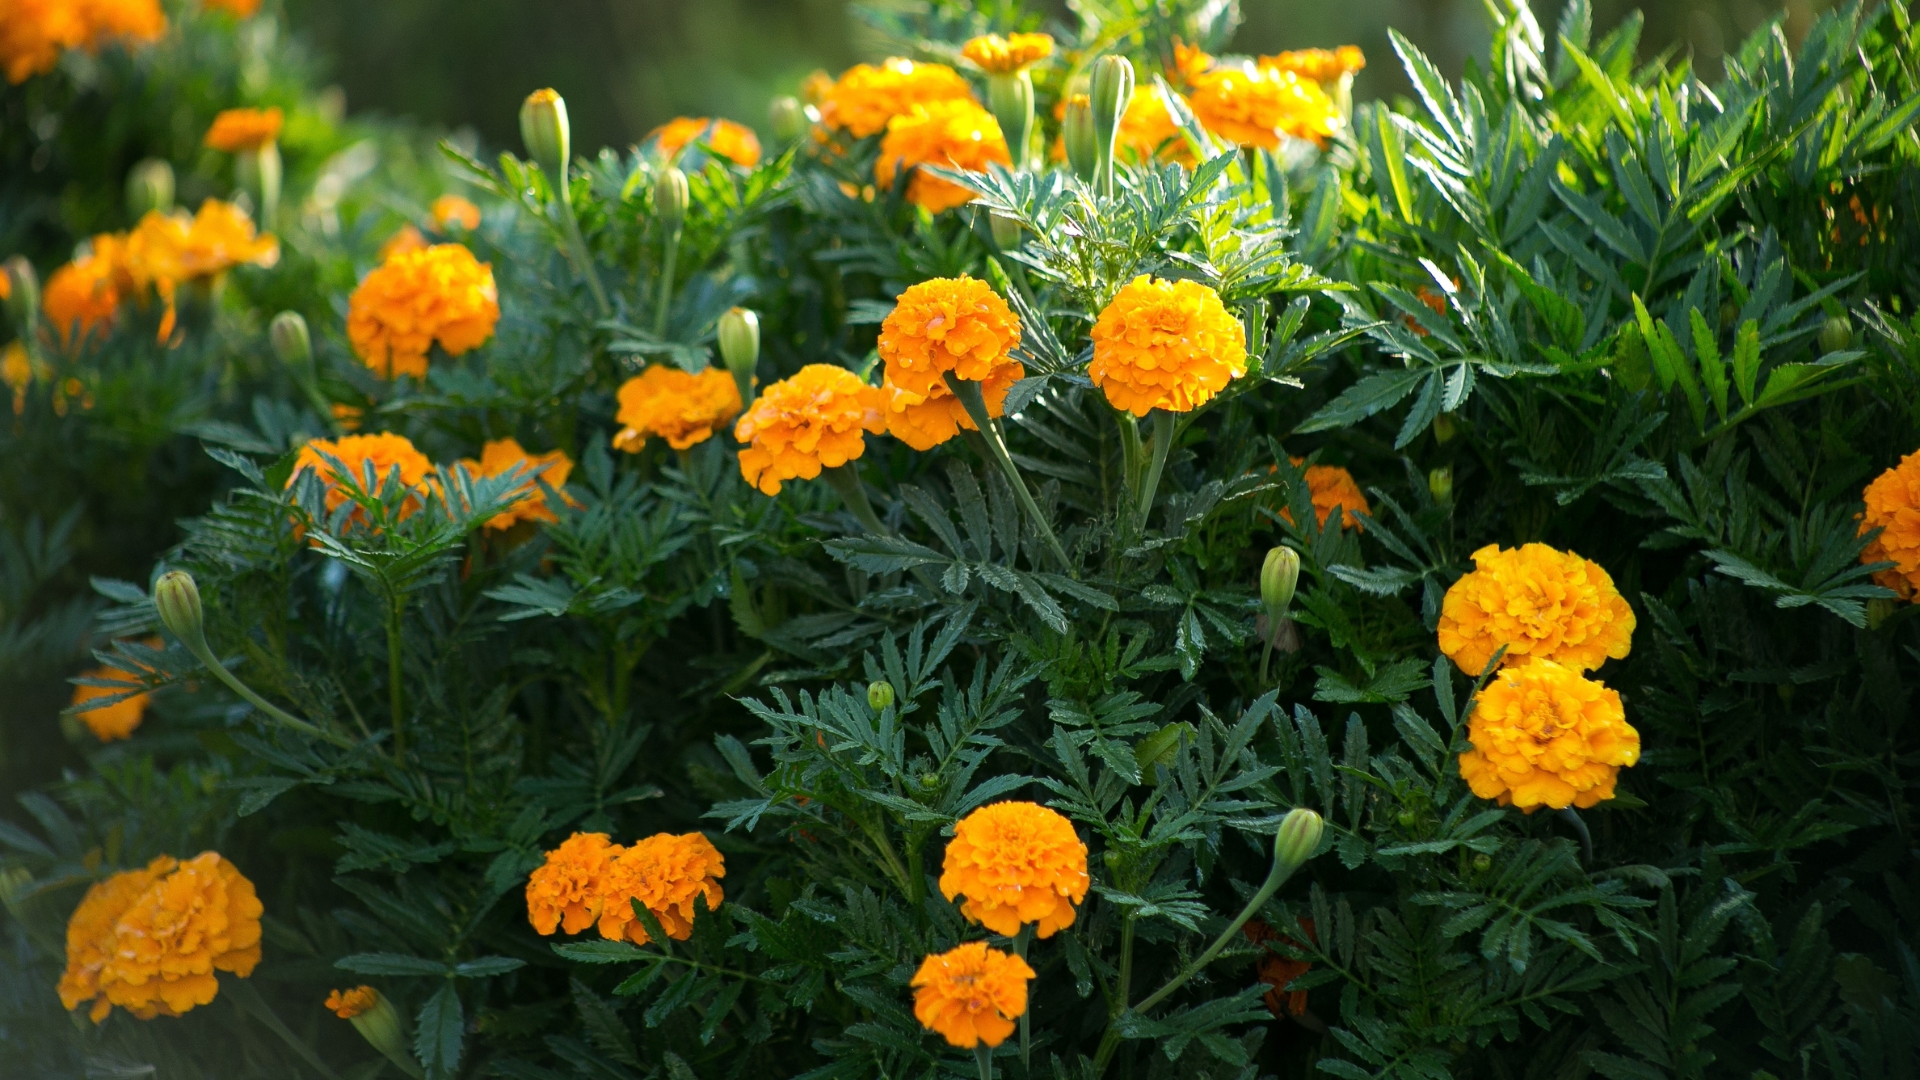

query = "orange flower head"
42;236;127;347
1259;46;1367;83
594;832;725;945
876;99;1011;213
1277;457;1371;530
1458;659;1639;811
648;116;762;167
120;201;279;339
3;341;30;413
201;0;260;15
1172;41;1214;83
882;358;1022;451
0;0;83;84
1437;543;1636;677
733;364;886;496
69;665;150;741
911;941;1035;1048
526;832;621;936
325;986;377;1019
1090;275;1246;416
203;107;282;153
378;224;427;262
878;276;1021;400
1860;449;1920;601
346;243;499;379
612;365;743;452
59;852;262;1021
818;58;977;139
75;0;167;48
1119;86;1197;166
288;433;436;523
939;801;1089;938
457;438;576;530
430;194;482;232
1187;62;1339;149
331;402;364;431
961;33;1054;74
1246;918;1317;1017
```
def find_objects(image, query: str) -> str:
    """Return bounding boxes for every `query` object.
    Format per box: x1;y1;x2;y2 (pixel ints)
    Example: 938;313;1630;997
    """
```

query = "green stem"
945;374;1073;573
654;228;681;337
1115;410;1143;543
177;629;353;749
1013;924;1034;1068
975;1043;993;1080
224;977;347;1080
556;195;611;318
1092;914;1138;1074
821;464;889;535
1135;409;1174;531
386;594;406;760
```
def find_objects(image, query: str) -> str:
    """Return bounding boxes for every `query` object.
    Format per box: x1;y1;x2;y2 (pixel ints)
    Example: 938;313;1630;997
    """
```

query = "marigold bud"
1090;55;1135;186
1261;546;1300;623
1272;807;1324;869
520;89;572;184
769;95;810;143
986;71;1035;171
3;256;38;330
126;158;175;218
1063;95;1098;182
1432;411;1457;444
1428;466;1453;505
655;166;690;239
1819;312;1853;354
154;570;206;650
330;986;416;1078
867;680;895;711
1471;853;1492;872
269;311;312;367
718;307;759;377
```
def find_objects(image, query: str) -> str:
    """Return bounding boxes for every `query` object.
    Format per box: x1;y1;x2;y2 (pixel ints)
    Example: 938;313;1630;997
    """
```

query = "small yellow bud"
1089;55;1134;190
1432;411;1457;444
519;89;572;185
654;166;690;239
1272;807;1325;869
985;71;1035;171
1427;466;1453;505
153;570;207;650
126;158;175;217
1819;312;1853;354
269;311;311;367
867;680;895;711
1260;546;1300;623
337;988;418;1079
768;95;810;144
1063;96;1098;183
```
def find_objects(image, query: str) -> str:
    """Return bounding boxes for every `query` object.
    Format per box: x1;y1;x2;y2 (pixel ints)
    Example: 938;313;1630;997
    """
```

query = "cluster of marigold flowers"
2;0;261;84
524;831;727;945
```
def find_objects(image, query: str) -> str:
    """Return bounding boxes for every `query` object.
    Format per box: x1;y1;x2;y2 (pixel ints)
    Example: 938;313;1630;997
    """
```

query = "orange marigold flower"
201;0;260;15
3;341;30;414
613;365;743;452
594;832;725;945
1246;918;1316;1018
961;32;1054;74
121;200;279;338
377;224;427;262
69;665;150;741
877;276;1021;400
649;116;762;167
42;237;127;347
818;58;977;139
876;99;1011;213
939;801;1089;938
1258;46;1366;83
911;941;1035;1049
75;0;167;49
1458;659;1639;811
733;364;885;496
59;852;262;1022
0;0;80;84
1437;543;1636;678
331;402;364;431
1119;85;1197;166
430;194;482;232
346;243;499;380
1090;275;1246;416
1277;457;1371;530
1860;449;1920;601
288;433;435;523
325;986;378;1019
1172;41;1214;83
882;359;1022;451
526;832;621;937
458;438;576;530
203;107;283;152
1187;62;1340;149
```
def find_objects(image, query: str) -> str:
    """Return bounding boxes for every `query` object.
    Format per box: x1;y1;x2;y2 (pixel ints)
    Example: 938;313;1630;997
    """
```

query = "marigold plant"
876;99;1011;213
733;363;885;495
1089;275;1246;416
203;107;283;152
910;941;1035;1049
287;433;435;522
881;361;1021;451
648;116;762;167
526;831;620;936
939;801;1089;938
346;242;499;379
41;236;126;346
1859;448;1920;600
1458;658;1641;811
612;364;743;452
817;58;976;139
457;438;575;530
1437;543;1637;677
593;831;725;945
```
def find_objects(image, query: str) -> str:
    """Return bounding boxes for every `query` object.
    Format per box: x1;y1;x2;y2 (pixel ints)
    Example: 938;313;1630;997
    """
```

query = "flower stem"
821;464;889;535
975;1044;993;1080
1013;924;1034;1067
555;194;611;318
654;228;680;337
386;593;406;760
175;624;353;749
945;374;1072;573
1135;409;1174;531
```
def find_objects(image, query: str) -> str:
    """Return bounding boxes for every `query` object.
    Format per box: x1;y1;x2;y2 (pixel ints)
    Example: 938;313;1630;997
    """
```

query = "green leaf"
453;956;526;978
415;983;463;1080
1687;307;1728;420
1730;319;1761;406
337;953;454;977
1297;369;1427;433
553;940;650;964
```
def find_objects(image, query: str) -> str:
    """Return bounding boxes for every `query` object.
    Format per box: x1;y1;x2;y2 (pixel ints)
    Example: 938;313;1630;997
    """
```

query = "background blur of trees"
289;0;1842;162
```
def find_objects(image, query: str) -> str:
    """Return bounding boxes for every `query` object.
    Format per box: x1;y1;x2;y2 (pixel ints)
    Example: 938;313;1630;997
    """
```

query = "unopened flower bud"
769;95;810;144
334;988;418;1079
989;212;1022;250
1063;95;1097;183
126;158;175;217
867;680;895;711
1868;597;1895;630
1819;312;1853;354
1260;546;1300;623
1471;853;1492;873
1431;411;1457;445
986;71;1035;171
655;166;689;239
1427;466;1453;506
1090;55;1134;191
269;311;311;367
1272;807;1324;869
918;772;940;790
3;256;38;330
719;306;760;404
153;570;207;650
519;89;572;185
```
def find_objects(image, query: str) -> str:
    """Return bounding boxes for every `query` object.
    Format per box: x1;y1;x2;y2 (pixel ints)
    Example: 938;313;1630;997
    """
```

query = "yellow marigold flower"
733;364;886;496
430;194;481;232
69;665;150;741
882;359;1022;451
911;941;1035;1049
1437;543;1636;678
612;365;743;452
325;986;378;1019
457;438;575;530
526;832;620;936
961;32;1054;74
201;0;259;16
1172;40;1213;83
1860;449;1920;601
377;224;427;262
288;433;435;523
1277;457;1370;530
1119;86;1196;166
594;832;725;945
346;243;499;380
1089;275;1246;416
877;276;1021;403
818;58;977;139
42;237;127;347
203;107;283;152
876;99;1011;213
1259;46;1367;83
59;852;262;1021
1187;62;1339;149
648;116;762;167
1459;659;1639;811
939;801;1089;938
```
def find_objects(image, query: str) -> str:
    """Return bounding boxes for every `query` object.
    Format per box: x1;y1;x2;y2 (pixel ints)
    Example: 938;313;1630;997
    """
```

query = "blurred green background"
285;0;1836;154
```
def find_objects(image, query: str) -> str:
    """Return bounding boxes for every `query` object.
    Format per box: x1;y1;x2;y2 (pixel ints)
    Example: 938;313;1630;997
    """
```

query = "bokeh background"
284;0;1843;155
